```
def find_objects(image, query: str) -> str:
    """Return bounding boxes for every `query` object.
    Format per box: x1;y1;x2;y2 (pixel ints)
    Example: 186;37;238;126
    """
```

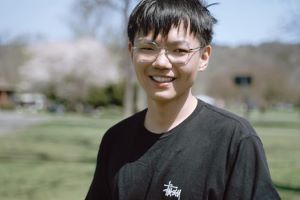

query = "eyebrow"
135;38;190;46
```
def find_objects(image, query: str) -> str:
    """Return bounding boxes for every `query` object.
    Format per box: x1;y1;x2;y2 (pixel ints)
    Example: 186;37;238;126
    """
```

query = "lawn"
0;108;299;200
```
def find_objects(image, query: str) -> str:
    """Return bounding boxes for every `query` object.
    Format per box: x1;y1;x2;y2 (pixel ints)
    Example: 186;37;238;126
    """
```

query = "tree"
284;9;300;43
0;39;29;90
273;0;300;43
19;38;120;108
69;0;138;116
68;0;103;38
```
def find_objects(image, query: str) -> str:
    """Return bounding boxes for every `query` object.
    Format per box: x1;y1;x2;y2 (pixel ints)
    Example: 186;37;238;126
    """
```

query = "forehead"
135;23;199;45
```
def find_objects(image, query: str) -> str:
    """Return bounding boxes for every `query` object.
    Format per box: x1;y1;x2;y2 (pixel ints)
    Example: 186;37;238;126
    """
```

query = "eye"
136;44;157;52
140;47;155;51
173;48;189;54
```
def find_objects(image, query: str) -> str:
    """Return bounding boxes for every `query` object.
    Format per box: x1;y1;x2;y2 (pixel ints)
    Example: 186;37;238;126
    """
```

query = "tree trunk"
121;0;136;117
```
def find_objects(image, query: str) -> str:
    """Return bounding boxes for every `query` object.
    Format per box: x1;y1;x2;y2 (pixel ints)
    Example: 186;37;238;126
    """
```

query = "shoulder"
103;109;147;140
198;99;257;139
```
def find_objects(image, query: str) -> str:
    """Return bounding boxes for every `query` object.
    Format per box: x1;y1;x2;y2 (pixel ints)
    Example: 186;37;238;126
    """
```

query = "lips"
150;76;175;83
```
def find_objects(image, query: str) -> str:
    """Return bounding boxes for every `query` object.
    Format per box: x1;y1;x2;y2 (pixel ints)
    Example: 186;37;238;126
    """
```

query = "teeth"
151;76;174;83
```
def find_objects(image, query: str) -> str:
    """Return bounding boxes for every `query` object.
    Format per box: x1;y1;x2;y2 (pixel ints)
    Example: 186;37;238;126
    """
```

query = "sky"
0;0;299;46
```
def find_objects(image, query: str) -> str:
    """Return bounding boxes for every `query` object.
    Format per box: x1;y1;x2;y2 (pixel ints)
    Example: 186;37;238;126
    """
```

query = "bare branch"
94;0;123;10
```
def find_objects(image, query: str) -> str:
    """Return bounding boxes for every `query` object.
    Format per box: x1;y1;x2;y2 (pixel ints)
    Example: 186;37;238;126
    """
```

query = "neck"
145;93;198;134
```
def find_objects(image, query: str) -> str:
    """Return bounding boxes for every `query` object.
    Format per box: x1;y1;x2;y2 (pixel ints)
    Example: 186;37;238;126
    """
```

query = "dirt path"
0;110;48;135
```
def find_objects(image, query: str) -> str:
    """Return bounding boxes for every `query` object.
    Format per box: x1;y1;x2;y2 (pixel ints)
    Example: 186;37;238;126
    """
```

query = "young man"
86;0;280;199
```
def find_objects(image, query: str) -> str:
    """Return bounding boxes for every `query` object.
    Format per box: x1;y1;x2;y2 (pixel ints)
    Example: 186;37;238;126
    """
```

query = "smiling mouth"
150;76;176;83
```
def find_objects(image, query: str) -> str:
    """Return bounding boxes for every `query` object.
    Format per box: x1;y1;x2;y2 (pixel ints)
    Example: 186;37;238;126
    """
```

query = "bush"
105;84;124;106
86;86;110;107
86;83;124;108
0;102;15;110
43;83;124;111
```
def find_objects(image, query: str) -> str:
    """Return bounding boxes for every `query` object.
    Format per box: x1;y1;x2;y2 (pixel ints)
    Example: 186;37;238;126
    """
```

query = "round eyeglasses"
132;41;203;66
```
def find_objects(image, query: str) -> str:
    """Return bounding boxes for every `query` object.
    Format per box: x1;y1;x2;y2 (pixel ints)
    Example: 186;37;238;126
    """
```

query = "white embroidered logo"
163;181;182;199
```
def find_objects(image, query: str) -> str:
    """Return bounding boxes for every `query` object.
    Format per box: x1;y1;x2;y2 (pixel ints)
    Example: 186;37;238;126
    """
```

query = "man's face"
129;23;211;104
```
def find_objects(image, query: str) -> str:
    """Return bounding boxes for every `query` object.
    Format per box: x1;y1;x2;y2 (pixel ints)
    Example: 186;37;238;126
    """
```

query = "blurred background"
0;0;299;199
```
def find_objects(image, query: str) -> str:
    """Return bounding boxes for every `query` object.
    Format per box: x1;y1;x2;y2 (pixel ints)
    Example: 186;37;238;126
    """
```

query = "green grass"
0;108;299;199
249;109;300;200
0;110;122;200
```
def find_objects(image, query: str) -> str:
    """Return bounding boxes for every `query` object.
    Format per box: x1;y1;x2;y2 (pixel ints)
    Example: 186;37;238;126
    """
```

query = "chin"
148;92;176;103
149;89;189;103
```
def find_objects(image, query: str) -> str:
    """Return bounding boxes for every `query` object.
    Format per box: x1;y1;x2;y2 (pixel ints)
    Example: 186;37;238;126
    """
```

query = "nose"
152;49;172;69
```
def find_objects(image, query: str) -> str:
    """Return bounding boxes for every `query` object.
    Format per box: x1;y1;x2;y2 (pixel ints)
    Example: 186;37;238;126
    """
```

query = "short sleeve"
85;132;112;200
224;136;281;200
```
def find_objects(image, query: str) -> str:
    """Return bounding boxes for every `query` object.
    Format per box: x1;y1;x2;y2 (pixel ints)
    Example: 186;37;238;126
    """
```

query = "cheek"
186;72;198;85
133;62;147;83
179;66;199;82
184;58;201;80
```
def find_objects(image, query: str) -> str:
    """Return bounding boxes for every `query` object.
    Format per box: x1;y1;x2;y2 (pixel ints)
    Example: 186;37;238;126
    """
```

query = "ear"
198;45;211;72
128;42;133;59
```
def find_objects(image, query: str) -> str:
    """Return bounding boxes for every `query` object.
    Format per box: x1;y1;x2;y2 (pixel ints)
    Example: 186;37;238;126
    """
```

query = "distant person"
85;0;280;199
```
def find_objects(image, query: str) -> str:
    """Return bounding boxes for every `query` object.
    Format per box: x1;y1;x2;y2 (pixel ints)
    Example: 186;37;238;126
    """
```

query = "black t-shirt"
86;100;280;200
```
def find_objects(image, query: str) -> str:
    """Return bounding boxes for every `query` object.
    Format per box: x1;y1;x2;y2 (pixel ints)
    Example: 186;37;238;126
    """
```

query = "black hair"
127;0;217;46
